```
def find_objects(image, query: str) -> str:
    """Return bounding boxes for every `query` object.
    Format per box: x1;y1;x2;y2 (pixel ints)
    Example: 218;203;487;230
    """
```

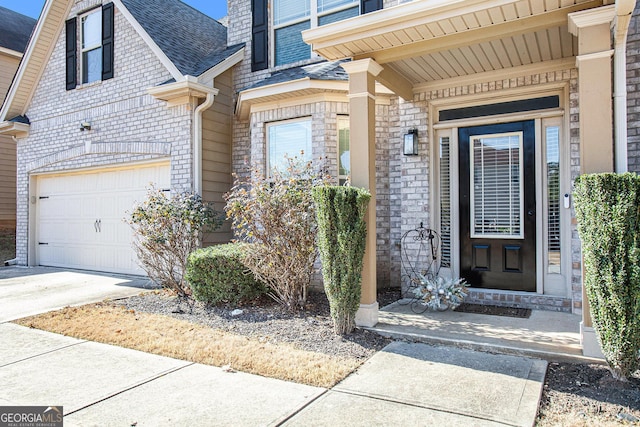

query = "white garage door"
37;163;170;275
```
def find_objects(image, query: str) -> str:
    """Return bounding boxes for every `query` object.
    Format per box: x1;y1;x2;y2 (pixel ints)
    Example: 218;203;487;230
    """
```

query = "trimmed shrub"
127;188;223;297
186;243;267;305
225;156;329;311
313;185;371;335
573;173;640;381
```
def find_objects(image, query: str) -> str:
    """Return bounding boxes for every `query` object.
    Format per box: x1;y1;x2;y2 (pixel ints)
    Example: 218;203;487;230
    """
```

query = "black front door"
459;121;536;292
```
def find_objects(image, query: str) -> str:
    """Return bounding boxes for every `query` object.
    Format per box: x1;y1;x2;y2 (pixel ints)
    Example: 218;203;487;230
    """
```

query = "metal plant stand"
399;222;441;314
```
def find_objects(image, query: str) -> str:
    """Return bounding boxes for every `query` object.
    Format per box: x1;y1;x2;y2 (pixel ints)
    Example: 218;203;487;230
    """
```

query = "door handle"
527;210;535;217
94;220;98;232
97;219;102;233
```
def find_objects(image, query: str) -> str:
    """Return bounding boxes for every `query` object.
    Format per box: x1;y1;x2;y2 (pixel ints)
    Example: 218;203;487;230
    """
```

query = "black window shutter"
251;0;268;71
361;0;382;14
65;18;77;90
102;2;114;80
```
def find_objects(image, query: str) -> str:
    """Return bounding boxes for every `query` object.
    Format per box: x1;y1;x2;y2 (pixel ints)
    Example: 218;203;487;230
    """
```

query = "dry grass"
14;302;360;388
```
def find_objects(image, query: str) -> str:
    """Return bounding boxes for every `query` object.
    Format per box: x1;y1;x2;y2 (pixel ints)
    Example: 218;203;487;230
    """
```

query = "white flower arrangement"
412;275;469;311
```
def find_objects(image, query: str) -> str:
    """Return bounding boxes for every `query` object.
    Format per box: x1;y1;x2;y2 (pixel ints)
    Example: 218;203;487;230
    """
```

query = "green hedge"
574;173;640;381
313;185;371;335
186;243;267;305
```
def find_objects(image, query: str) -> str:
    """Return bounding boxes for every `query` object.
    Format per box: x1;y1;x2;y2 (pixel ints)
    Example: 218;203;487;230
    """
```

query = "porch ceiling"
303;0;606;87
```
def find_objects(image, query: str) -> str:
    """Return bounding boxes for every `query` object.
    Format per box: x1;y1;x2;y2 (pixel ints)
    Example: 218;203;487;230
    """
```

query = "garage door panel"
37;163;169;275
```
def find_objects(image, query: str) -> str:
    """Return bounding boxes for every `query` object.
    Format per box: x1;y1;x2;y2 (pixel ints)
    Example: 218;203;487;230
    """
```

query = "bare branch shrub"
225;157;328;311
127;188;223;296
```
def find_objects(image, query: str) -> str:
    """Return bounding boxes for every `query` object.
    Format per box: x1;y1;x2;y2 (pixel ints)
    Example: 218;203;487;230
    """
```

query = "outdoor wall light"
403;129;418;156
80;121;92;131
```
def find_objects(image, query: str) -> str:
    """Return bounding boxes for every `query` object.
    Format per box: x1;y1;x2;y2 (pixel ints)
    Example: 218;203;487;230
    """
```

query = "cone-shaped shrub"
573;173;640;381
313;186;370;335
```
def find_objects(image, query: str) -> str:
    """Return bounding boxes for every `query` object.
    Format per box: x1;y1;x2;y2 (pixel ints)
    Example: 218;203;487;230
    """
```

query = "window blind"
470;133;523;238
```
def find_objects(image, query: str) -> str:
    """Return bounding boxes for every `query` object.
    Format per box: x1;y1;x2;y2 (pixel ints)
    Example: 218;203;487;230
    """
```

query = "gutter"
193;86;217;196
613;0;635;173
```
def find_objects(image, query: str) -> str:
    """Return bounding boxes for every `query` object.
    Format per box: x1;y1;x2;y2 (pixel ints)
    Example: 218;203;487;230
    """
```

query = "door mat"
454;303;532;318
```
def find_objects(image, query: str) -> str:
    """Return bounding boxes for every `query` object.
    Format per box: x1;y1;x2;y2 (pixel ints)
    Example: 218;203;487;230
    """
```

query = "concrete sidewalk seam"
0;340;87;368
64;362;195;416
330;388;521;427
272;388;329;427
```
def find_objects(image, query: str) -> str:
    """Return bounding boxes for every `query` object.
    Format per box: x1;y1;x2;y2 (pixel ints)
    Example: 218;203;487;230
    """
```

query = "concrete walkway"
374;299;603;362
0;267;547;426
0;266;154;322
0;323;546;427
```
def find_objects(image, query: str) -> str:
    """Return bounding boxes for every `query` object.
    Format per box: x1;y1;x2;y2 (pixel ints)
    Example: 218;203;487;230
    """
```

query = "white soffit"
303;0;604;85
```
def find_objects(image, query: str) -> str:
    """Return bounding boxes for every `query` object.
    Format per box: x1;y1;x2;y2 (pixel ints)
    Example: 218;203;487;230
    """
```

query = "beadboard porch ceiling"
303;0;608;89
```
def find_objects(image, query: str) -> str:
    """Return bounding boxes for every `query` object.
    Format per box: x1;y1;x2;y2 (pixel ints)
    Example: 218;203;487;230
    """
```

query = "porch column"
569;6;615;358
341;58;382;327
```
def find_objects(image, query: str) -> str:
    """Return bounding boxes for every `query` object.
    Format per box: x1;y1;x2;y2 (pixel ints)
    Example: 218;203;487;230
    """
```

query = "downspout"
193;85;218;196
613;0;635;173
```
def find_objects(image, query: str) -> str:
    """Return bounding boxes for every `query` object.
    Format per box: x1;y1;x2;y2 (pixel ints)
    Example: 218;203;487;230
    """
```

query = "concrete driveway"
0;266;155;322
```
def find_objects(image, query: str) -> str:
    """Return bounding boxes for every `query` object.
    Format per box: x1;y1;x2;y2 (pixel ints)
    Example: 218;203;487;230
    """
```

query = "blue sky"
0;1;227;20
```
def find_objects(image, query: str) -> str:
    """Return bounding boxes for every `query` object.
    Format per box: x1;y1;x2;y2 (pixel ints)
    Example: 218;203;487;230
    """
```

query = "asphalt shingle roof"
0;6;37;53
243;60;350;91
120;0;235;76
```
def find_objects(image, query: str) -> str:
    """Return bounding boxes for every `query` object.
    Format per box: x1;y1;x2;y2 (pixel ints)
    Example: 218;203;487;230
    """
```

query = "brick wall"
15;0;195;265
627;1;640;173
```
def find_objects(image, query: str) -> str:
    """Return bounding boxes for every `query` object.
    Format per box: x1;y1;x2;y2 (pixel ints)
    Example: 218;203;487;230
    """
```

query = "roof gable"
120;0;229;76
1;0;242;122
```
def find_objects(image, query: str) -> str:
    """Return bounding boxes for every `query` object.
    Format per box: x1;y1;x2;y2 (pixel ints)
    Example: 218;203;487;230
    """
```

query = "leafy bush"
186;243;267;305
313;185;370;334
127;188;223;297
225;156;328;311
573;173;640;381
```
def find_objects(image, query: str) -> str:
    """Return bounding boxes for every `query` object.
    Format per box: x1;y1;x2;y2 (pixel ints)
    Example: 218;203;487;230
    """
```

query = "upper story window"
273;0;359;67
81;9;103;84
252;0;381;71
65;3;114;90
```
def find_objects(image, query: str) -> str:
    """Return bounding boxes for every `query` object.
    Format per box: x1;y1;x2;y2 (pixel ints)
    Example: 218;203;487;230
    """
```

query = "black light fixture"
403;129;418;156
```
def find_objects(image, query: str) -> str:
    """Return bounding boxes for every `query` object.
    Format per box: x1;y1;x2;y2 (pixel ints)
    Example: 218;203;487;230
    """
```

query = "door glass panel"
545;125;561;274
470;132;523;238
439;136;451;268
338;116;350;185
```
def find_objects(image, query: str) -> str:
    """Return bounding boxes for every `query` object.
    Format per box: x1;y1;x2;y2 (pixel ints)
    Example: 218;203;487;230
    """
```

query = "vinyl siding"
202;68;233;245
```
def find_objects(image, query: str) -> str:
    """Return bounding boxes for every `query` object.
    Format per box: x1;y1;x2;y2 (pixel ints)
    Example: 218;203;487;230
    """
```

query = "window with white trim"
266;118;313;176
273;0;359;66
544;123;561;274
337;116;350;185
81;8;102;84
65;3;114;90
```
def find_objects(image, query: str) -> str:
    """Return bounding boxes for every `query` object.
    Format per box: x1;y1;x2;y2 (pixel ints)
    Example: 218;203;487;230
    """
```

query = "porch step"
368;301;605;364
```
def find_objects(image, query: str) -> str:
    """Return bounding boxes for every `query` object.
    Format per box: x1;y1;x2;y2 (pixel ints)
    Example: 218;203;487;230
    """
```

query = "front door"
459;121;536;292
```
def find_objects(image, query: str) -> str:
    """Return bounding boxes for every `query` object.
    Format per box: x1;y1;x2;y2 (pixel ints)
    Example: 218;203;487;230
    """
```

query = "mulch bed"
454;302;532;318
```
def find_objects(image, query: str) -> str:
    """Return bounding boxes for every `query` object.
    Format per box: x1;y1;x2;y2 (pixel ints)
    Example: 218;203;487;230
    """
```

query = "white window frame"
271;0;359;67
266;117;313;176
80;7;102;84
337;116;350;184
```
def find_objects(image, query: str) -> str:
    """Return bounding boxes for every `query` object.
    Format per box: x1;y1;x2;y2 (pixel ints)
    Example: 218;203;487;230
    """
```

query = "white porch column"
342;58;382;327
569;5;616;359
